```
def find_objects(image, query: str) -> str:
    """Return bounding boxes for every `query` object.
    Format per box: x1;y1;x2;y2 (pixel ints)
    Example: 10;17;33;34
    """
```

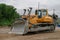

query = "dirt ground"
0;27;60;40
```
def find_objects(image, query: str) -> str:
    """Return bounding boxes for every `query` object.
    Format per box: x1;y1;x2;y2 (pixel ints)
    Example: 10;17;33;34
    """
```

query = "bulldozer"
10;7;58;35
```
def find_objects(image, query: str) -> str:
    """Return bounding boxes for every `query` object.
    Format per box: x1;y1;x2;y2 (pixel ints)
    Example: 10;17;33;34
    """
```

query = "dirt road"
0;27;60;40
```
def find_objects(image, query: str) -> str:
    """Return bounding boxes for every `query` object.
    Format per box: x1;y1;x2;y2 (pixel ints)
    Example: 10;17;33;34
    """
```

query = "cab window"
42;10;47;16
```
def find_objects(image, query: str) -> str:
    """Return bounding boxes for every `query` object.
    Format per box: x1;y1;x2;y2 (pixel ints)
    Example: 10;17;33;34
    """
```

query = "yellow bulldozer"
10;7;58;35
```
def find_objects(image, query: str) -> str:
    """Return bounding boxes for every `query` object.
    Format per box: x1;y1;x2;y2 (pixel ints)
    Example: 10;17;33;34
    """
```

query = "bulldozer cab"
35;9;47;18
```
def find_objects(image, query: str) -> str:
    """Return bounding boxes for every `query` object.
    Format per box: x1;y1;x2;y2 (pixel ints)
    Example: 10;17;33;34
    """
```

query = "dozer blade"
9;19;29;35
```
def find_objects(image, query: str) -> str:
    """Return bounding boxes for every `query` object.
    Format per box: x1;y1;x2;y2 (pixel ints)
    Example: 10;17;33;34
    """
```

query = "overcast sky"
0;0;60;9
0;0;60;17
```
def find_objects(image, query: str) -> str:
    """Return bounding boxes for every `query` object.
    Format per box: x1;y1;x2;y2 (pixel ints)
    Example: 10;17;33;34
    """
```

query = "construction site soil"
0;27;60;40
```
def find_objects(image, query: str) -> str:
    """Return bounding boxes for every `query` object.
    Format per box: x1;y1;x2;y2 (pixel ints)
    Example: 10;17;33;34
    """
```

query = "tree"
0;3;20;26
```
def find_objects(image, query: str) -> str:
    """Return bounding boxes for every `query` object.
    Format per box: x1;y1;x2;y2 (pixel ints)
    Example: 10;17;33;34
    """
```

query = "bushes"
0;3;20;26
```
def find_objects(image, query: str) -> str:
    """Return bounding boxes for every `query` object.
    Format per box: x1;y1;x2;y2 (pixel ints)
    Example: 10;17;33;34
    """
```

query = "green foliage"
0;3;20;26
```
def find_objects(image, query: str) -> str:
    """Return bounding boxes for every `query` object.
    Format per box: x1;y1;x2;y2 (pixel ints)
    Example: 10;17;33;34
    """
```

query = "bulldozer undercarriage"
9;19;56;35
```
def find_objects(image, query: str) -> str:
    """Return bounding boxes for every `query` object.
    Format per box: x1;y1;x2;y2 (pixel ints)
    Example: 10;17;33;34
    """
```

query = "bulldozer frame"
9;7;58;35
